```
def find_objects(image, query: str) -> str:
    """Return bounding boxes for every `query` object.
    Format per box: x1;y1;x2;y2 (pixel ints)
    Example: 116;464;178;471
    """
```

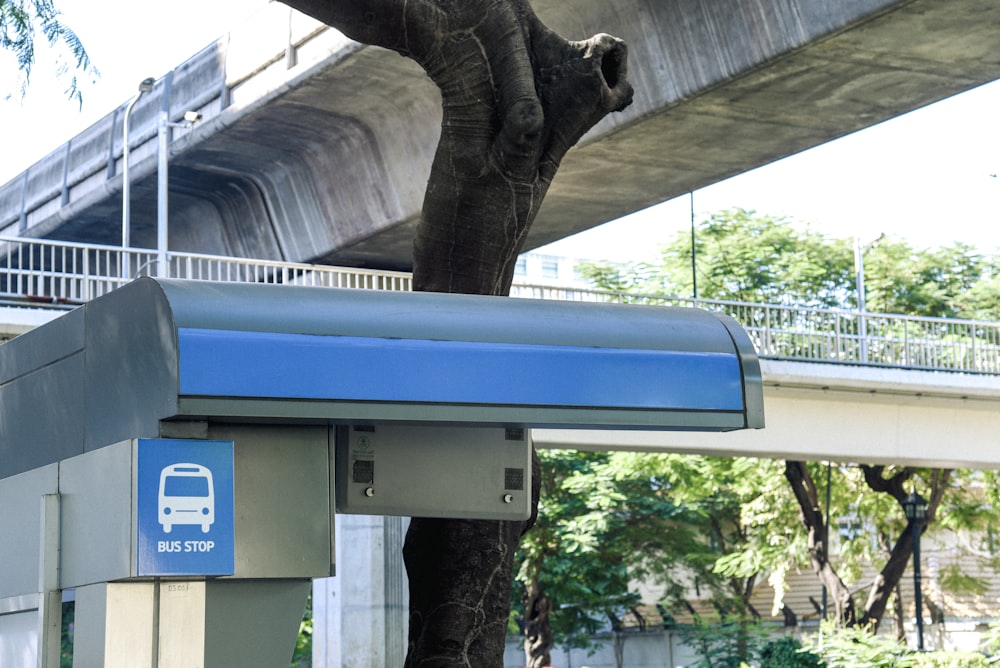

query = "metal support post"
157;110;170;279
36;494;60;668
912;517;925;651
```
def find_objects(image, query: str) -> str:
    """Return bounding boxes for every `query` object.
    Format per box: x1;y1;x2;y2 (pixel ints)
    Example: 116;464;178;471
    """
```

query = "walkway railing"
0;236;411;305
510;287;1000;375
2;235;999;374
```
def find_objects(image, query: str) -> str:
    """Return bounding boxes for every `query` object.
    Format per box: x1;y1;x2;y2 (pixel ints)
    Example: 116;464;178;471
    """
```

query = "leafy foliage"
513;451;798;652
673;615;770;668
522;209;1000;657
291;595;312;667
1;0;97;104
759;635;823;667
514;450;664;649
580;207;1000;320
581;209;855;307
807;622;992;667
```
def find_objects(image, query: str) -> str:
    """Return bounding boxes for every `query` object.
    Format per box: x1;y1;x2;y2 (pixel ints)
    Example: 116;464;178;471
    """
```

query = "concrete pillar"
312;515;408;667
72;580;310;668
73;583;156;668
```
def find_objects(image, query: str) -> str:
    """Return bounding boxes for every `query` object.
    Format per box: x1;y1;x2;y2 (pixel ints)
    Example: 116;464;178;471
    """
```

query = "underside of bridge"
3;0;1000;270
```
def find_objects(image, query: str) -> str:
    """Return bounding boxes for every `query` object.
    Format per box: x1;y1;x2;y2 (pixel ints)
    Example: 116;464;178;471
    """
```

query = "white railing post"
82;250;91;302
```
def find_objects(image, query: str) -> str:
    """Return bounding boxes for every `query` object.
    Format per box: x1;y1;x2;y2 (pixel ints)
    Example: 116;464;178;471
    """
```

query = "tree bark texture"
278;4;633;664
786;461;953;633
522;578;553;668
857;466;951;631
784;461;858;626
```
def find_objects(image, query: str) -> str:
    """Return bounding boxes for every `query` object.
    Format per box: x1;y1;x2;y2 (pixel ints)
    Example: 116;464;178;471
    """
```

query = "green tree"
578;210;1000;638
860;239;988;317
515;450;642;667
808;621;992;667
515;451;790;665
582;209;855;307
581;208;1000;320
2;0;97;104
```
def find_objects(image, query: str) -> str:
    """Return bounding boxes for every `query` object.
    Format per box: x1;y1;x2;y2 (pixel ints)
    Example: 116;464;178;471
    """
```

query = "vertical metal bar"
157;71;175;280
107;106;120;180
36;494;61;668
220;32;232;110
285;7;298;69
157;109;170;279
123;94;142;266
971;323;977;372
903;319;909;367
912;517;925;651
83;249;91;302
689;191;697;301
19;169;30;234
60;140;72;206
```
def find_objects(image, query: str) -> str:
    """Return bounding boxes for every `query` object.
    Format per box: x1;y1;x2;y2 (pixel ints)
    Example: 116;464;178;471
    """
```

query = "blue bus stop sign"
136;438;235;576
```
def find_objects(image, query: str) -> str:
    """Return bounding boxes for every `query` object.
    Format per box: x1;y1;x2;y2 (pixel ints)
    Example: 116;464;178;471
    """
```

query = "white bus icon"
158;463;215;534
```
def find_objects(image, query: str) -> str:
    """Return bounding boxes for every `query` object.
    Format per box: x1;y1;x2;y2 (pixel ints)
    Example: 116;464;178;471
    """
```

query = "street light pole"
122;77;155;278
156;109;201;278
903;491;928;651
854;236;868;363
690;192;698;301
157;110;169;278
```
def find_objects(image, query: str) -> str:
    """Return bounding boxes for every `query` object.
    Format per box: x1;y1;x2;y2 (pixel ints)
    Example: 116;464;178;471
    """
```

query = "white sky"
2;0;999;264
542;80;1000;263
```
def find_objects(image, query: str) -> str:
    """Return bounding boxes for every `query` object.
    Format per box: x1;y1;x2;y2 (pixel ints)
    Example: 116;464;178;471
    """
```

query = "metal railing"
2;235;999;374
0;236;411;306
511;286;1000;375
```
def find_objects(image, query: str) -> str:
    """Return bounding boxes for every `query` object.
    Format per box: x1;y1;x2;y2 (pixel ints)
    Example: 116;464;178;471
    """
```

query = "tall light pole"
157;109;201;278
122;77;155;278
854;234;885;364
854;236;868;363
689;192;698;300
902;491;928;651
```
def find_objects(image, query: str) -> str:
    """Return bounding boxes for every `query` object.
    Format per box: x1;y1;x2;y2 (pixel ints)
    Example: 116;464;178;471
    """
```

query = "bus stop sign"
136;438;235;576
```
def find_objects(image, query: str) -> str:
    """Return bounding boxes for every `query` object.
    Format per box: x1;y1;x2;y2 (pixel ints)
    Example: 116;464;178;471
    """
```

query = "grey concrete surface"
2;0;998;270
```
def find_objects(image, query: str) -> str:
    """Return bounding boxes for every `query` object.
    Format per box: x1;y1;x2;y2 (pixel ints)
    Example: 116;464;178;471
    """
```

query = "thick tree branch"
858;466;952;629
784;461;857;626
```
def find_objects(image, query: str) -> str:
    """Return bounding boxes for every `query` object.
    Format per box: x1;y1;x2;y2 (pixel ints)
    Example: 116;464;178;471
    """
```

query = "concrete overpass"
536;359;1000;470
2;0;999;270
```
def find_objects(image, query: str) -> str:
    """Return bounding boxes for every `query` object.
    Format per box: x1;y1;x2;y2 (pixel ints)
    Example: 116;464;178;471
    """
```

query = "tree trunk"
893;581;906;642
784;461;858;626
522;578;553;668
277;2;633;664
857;466;951;631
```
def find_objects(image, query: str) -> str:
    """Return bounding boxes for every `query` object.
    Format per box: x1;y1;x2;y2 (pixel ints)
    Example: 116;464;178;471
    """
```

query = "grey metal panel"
155;278;738;353
83;278;180;452
0;463;58;599
60;440;134;587
0;352;86;479
0;307;83;385
0;609;39;668
335;425;532;520
207;424;333;579
203;580;312;668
